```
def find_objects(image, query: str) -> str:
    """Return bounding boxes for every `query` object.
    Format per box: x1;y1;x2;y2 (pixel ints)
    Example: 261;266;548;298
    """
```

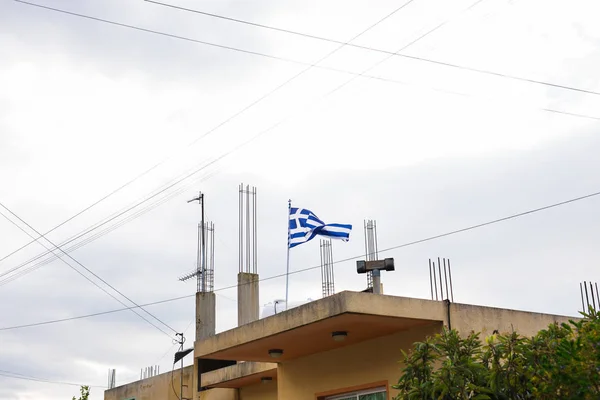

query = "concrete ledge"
449;302;575;337
194;290;577;363
194;291;446;361
201;362;277;388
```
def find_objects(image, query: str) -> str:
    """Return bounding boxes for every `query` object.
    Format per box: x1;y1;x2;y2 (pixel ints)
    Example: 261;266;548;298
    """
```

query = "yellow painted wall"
108;293;575;400
104;366;194;400
450;302;573;337
104;367;236;400
239;382;277;400
275;302;574;400
198;388;239;400
277;323;441;400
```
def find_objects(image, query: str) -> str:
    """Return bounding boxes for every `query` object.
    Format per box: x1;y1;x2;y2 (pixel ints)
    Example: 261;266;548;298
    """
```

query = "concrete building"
104;290;572;400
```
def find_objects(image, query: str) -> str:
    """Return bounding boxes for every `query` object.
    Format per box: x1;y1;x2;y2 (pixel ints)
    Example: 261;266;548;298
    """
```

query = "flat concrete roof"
195;291;445;363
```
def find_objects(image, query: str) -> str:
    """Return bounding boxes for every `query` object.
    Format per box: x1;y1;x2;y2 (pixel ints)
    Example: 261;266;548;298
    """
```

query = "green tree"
72;385;90;400
393;310;600;400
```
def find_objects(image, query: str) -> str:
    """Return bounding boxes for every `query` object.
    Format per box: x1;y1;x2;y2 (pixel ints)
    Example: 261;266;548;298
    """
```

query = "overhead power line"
6;0;599;286
1;0;418;269
0;369;105;389
156;319;194;364
4;0;462;284
2;188;598;332
297;0;484;114
5;0;599;286
0;203;178;338
4;0;597;279
3;72;598;287
144;0;600;97
0;293;194;331
12;0;420;83
17;1;600;96
0;165;220;284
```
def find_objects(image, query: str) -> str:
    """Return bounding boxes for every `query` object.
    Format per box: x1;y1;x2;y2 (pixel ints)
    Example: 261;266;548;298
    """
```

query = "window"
325;386;386;400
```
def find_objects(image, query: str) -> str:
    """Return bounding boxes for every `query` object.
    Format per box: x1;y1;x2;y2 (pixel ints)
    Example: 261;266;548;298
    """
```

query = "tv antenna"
179;192;214;293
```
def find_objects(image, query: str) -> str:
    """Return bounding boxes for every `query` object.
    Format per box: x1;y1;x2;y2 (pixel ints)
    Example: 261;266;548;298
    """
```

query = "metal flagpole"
200;193;205;293
285;199;291;310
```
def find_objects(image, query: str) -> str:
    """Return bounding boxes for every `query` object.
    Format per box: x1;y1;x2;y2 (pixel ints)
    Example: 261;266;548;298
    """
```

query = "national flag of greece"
288;207;352;248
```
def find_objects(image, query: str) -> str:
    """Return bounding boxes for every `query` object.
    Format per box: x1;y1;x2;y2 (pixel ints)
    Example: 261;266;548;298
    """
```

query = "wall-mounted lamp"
331;331;348;342
268;349;283;359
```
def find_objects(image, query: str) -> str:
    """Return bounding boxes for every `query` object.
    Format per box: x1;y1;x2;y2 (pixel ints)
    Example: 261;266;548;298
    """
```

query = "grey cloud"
2;126;599;399
1;0;318;84
1;1;599;398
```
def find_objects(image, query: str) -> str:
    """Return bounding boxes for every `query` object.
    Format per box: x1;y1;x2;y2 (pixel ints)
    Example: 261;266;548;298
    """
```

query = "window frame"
325;386;387;400
315;381;389;400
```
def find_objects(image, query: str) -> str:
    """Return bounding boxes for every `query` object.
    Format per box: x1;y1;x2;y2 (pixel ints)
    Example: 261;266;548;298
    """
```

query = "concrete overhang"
195;291;445;363
201;362;277;389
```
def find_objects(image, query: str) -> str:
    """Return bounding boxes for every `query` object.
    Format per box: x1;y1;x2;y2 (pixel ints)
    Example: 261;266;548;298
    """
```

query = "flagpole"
285;199;291;310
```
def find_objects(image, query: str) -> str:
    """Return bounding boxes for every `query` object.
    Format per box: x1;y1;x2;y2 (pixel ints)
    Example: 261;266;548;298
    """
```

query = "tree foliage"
72;385;90;400
393;310;600;400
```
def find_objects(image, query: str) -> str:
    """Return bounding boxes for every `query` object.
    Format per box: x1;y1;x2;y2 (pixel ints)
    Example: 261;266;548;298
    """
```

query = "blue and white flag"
288;207;352;248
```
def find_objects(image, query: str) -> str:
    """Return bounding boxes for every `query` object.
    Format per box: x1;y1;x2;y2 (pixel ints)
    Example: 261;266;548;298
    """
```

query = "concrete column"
237;272;259;326
196;292;216;341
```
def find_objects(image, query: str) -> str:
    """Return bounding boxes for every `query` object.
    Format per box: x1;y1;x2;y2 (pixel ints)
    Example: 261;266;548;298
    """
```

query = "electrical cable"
157;320;193;364
4;83;598;288
0;211;172;339
0;209;174;339
5;0;599;286
0;293;194;331
6;0;599;286
7;69;600;286
0;141;246;286
2;188;598;332
10;0;426;86
170;363;180;400
1;0;418;269
0;204;177;338
144;0;600;97
4;0;598;278
16;0;600;95
0;156;225;282
0;168;216;284
0;369;105;389
0;0;434;284
3;61;600;283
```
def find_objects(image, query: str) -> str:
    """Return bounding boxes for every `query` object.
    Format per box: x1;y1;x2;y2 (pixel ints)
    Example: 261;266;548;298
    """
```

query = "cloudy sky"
1;0;599;398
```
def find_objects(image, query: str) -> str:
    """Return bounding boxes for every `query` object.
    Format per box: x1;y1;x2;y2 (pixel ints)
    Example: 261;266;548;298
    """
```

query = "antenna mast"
179;192;214;293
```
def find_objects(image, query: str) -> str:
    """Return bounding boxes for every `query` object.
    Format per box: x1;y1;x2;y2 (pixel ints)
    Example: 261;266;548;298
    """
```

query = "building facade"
105;291;573;400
